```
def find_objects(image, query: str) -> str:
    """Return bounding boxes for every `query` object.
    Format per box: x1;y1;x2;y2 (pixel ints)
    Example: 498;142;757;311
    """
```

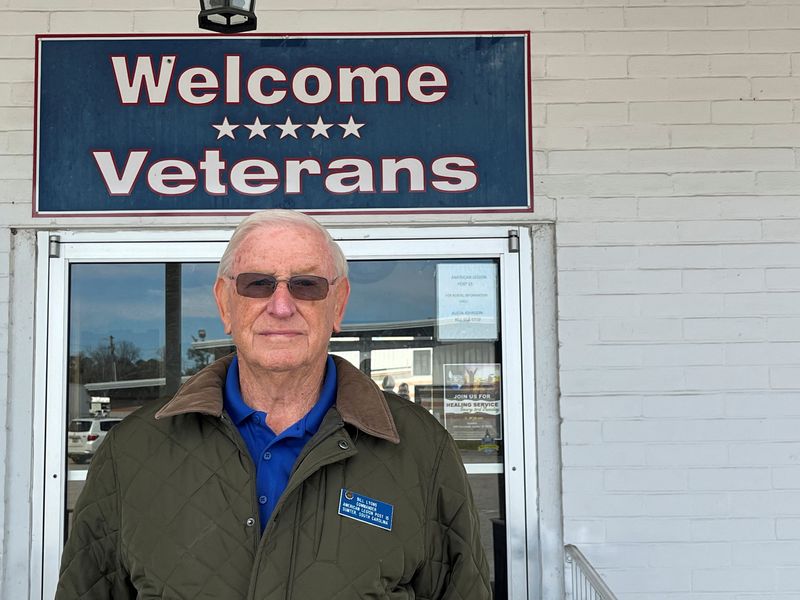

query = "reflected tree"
185;345;210;375
69;339;162;384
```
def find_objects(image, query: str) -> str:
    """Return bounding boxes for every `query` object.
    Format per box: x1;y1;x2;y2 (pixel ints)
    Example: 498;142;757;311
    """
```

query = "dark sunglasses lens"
288;276;329;300
235;273;330;300
236;273;277;298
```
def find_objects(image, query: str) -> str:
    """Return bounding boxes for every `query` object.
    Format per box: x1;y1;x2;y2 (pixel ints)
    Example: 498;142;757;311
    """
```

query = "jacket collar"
155;353;400;444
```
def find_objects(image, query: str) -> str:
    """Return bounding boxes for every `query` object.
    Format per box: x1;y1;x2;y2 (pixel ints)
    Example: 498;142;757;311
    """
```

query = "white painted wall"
542;3;800;598
1;0;800;598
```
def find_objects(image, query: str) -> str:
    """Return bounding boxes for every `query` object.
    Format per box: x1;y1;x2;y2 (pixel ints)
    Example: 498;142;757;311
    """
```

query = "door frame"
32;225;538;599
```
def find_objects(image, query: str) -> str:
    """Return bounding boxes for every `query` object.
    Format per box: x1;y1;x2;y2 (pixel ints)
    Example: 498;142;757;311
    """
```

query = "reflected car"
67;418;122;464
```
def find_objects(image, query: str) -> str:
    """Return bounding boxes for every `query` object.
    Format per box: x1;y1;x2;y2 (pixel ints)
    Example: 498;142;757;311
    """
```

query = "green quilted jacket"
56;355;492;599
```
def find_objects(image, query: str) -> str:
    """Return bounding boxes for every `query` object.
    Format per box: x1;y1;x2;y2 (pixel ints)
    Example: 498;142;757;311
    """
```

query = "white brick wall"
1;0;799;598
0;14;31;588
552;1;800;597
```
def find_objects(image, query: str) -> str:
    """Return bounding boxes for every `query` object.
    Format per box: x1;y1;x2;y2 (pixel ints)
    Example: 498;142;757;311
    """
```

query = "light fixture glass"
198;0;256;34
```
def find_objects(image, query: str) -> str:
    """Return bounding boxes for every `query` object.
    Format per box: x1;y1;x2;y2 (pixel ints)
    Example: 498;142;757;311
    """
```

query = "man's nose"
266;280;296;317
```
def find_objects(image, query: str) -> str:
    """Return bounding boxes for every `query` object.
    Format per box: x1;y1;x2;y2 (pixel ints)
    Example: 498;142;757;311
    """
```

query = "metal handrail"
564;544;619;600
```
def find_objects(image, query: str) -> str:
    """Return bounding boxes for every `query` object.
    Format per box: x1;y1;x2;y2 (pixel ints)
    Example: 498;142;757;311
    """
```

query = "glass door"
36;227;532;599
334;256;507;591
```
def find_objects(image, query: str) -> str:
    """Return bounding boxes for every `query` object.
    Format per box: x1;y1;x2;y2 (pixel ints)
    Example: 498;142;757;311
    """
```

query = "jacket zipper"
220;409;357;600
218;413;261;555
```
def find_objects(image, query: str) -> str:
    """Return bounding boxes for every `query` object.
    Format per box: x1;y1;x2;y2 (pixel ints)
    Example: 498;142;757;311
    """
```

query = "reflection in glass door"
43;230;529;599
65;262;224;532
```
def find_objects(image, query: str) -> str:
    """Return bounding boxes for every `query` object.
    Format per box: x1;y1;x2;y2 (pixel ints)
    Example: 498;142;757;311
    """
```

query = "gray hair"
217;210;348;279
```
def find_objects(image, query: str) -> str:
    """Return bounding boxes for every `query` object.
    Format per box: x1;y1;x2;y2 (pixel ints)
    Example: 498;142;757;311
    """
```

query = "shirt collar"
223;355;338;430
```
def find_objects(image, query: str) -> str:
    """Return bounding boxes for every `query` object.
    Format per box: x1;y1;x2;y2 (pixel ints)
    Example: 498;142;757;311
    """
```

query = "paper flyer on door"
443;363;502;441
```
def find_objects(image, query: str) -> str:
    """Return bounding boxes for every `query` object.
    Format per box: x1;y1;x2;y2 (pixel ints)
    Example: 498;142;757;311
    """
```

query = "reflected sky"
343;260;437;327
69;263;222;364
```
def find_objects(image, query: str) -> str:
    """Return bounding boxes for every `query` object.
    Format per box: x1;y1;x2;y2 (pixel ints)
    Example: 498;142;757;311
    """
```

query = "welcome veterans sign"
34;33;531;216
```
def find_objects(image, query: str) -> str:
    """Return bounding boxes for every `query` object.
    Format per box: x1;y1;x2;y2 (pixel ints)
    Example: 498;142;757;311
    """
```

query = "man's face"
214;223;350;375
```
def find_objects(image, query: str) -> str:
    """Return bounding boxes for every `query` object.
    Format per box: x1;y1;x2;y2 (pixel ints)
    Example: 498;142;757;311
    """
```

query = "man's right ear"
213;277;232;335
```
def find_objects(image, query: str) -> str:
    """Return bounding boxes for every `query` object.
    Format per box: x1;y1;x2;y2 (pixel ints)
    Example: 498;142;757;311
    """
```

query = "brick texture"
545;2;800;598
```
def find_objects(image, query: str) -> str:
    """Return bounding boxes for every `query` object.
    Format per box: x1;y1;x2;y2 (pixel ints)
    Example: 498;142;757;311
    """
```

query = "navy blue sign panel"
34;33;532;216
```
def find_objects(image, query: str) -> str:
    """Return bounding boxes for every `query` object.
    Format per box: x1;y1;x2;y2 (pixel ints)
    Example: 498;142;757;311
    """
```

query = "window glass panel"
65;257;507;597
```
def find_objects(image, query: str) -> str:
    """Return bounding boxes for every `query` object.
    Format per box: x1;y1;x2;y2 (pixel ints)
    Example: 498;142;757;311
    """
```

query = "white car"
67;417;122;464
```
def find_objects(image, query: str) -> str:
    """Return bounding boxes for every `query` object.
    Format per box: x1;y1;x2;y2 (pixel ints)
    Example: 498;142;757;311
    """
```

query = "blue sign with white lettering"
338;489;394;531
34;33;531;216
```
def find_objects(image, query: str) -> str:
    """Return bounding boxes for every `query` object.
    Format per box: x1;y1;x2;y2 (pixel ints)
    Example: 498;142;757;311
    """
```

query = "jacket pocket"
314;462;344;562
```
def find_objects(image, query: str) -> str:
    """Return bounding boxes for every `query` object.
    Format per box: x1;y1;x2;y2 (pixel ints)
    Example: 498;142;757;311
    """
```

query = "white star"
276;116;302;139
307;116;334;139
338;115;365;139
244;116;270;139
212;117;239;140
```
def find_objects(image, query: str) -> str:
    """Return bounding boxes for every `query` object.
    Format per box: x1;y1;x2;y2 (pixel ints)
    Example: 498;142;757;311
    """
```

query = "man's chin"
240;350;315;375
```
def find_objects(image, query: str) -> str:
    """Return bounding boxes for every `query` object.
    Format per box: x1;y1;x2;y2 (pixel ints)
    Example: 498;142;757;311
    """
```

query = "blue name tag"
338;489;393;531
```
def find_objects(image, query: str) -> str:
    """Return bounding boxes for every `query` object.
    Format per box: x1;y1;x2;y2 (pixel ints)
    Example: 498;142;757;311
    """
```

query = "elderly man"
57;210;491;599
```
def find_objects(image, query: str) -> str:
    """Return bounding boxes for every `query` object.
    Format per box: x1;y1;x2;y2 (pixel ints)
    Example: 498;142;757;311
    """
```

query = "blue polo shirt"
223;355;337;532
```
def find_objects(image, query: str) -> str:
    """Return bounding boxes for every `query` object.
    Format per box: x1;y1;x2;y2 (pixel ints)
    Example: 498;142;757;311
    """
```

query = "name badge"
338;489;393;531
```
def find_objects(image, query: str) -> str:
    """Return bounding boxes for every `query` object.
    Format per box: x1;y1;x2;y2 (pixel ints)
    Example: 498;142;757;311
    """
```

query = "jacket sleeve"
55;433;134;600
416;430;493;600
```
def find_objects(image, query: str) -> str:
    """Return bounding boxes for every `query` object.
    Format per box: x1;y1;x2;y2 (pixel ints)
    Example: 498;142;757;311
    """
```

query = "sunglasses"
232;273;337;301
